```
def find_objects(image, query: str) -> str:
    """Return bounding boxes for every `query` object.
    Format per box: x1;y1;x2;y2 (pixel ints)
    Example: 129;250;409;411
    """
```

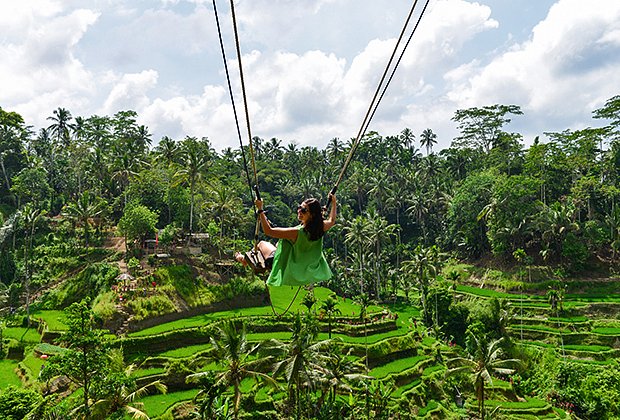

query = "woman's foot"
234;252;247;266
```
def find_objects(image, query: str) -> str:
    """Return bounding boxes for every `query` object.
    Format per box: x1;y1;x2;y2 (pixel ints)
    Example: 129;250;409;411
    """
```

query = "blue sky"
1;0;619;152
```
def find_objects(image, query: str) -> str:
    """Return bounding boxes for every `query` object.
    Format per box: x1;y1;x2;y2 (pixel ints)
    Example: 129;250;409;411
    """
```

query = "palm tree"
22;205;43;327
365;209;398;298
62;191;107;247
406;190;429;242
320;294;341;339
447;336;520;420
604;206;620;259
539;201;579;260
111;148;146;207
399;128;415;150
264;137;283;160
420;128;437;156
385;184;407;271
155;136;179;167
47;107;75;147
317;345;368;414
187;321;275;419
206;183;243;252
264;313;330;419
347;165;371;213
401;245;442;326
301;288;317;313
344;215;371;294
546;283;567;357
133;125;152;153
326;137;344;166
0;150;11;192
91;348;167;419
176;137;211;235
189;370;230;420
355;293;372;369
368;172;390;215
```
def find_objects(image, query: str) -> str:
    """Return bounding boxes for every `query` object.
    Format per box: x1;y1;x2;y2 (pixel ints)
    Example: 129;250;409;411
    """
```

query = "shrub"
92;291;118;324
210;276;265;301
43;262;119;308
0;386;42;420
562;233;589;273
127;294;177;321
127;257;141;275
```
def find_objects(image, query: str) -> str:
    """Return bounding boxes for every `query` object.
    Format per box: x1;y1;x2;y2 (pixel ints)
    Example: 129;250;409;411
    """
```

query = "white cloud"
2;0;619;153
0;0;63;34
0;2;99;128
138;0;503;149
445;0;620;136
103;70;160;113
141;85;229;145
24;9;100;67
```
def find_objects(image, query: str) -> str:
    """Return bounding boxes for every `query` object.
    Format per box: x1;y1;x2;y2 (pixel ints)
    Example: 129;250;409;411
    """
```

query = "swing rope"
332;0;430;195
211;0;254;210
227;0;265;251
213;0;299;317
212;0;431;317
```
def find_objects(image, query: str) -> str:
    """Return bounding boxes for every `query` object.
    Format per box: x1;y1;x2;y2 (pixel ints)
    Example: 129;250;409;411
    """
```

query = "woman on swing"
235;193;337;286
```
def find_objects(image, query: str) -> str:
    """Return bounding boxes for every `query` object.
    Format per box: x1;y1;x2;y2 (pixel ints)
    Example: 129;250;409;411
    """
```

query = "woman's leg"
234;252;247;266
257;241;276;258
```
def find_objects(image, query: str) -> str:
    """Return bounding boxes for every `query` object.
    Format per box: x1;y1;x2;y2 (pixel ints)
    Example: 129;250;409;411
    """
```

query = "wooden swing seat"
244;250;269;274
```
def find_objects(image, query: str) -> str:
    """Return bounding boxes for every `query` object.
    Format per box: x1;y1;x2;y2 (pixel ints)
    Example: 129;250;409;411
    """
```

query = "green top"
267;225;332;287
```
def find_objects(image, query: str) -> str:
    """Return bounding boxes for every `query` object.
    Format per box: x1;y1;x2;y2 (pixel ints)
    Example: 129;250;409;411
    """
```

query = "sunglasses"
297;205;308;214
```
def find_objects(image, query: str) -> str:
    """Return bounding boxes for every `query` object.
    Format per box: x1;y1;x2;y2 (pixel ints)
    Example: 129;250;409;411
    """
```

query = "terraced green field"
139;388;199;417
369;354;429;378
2;278;617;419
0;360;22;388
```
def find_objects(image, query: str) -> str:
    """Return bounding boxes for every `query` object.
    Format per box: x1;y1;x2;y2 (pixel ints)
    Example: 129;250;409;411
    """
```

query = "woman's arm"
323;193;337;231
256;199;298;242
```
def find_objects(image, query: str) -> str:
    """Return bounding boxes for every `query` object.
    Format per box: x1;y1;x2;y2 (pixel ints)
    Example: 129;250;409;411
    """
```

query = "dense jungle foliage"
0;95;619;419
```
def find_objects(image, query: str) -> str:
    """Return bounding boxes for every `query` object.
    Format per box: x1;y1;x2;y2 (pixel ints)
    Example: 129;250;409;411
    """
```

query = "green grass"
487;398;549;409
35;343;68;355
21;350;45;380
269;286;382;316
455;285;592;310
139;388;199;418
548;316;589;323
385;302;422;328
487;378;512;390
592;327;620;335
129;306;274;336
3;327;41;343
31;310;68;331
521;341;554;348
456;285;539;300
565;294;620;302
421;364;444;377
417;400;439;417
247;327;408;345
129;286;383;337
369;355;429;378
393;379;421;397
563;344;611;352
0;360;22;388
158;343;211;358
131;367;166;378
511;324;564;334
567;358;617;365
521;341;613;354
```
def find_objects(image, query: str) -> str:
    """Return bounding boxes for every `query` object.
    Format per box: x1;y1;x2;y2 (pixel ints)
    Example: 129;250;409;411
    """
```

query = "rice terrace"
2;0;620;419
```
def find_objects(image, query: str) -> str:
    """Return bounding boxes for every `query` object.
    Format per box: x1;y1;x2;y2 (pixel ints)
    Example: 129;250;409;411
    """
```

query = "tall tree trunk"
0;157;10;190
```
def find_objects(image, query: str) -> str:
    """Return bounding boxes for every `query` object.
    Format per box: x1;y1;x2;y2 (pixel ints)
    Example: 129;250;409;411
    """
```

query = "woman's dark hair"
302;198;324;241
